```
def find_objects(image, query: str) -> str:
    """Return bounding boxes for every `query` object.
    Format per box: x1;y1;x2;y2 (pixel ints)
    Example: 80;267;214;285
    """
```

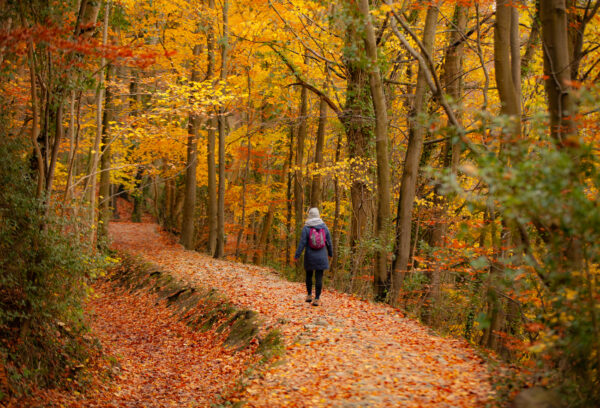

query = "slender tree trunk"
392;3;439;293
495;0;521;134
89;0;110;245
359;0;392;301
214;0;229;258
540;0;576;142
522;1;540;76
45;103;63;200
294;53;309;273
28;42;44;200
64;90;78;202
285;123;294;265
310;94;327;208
236;72;252;259
253;204;275;265
330;131;343;275
442;5;468;172
294;53;309;266
98;64;114;245
207;0;218;255
181;44;202;250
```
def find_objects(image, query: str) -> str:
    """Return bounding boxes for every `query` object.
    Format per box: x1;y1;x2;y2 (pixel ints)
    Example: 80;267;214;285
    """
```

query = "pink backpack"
308;228;326;249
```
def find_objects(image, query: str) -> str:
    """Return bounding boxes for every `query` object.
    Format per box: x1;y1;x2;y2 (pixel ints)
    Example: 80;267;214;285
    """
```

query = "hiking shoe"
311;298;320;306
305;295;312;303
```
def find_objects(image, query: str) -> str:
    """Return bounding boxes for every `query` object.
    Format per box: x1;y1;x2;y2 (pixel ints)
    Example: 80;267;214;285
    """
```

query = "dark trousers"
306;270;324;299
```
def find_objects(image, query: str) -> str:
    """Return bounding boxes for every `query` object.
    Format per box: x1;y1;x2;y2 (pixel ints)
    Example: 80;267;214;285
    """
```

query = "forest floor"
105;222;494;407
13;221;495;407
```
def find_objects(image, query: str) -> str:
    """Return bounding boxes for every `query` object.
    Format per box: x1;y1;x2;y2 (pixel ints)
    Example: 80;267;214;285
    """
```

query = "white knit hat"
307;207;320;219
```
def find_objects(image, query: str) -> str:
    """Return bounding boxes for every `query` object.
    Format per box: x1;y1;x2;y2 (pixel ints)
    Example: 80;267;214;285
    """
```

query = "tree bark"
207;0;218;255
64;91;79;202
331;130;343;275
45;103;63;200
285;123;294;265
181;44;202;250
98;64;114;245
214;0;229;258
522;1;541;76
495;0;521;134
441;5;468;172
236;72;252;259
342;12;374;278
88;0;110;245
392;2;439;293
294;53;309;272
359;0;392;301
253;204;275;265
295;56;308;229
310;94;327;208
28;42;44;200
540;0;576;142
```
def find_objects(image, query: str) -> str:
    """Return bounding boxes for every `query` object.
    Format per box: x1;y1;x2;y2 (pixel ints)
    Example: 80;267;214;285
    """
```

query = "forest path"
110;222;494;407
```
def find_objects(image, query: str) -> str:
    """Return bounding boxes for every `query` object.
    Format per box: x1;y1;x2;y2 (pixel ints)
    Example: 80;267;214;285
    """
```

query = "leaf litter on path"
109;222;494;407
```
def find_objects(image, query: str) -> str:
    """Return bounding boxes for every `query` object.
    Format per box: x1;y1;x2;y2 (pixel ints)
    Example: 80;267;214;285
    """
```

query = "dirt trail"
110;222;494;407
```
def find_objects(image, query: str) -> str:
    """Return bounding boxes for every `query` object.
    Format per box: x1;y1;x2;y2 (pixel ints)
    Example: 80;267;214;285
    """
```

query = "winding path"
110;222;494;407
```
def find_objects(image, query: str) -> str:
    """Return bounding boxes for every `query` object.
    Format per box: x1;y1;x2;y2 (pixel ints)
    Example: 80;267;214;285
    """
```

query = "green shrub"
0;136;104;396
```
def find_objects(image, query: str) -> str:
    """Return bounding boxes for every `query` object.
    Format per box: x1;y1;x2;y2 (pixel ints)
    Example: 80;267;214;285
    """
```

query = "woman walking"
294;208;333;306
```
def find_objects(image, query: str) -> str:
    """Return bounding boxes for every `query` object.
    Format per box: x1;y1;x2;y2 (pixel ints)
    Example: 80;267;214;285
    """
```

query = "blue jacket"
294;223;333;271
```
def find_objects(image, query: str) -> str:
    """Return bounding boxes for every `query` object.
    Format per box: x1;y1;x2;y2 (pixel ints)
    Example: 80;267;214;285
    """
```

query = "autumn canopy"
1;0;599;406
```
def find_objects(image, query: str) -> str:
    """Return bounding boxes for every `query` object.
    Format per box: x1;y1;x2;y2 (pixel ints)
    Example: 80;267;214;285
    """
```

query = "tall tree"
540;0;576;142
358;0;392;301
342;7;374;278
181;43;202;250
214;0;229;258
88;0;110;245
495;0;521;134
309;93;327;209
294;54;308;267
207;0;218;255
98;63;115;245
391;2;440;293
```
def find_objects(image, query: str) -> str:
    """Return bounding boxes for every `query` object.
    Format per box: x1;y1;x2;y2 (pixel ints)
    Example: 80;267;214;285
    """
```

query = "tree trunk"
285;123;294;265
495;0;521;134
540;0;575;142
342;16;374;278
98;64;114;245
88;0;110;245
294;53;309;267
441;5;468;173
330;131;343;275
214;0;229;259
359;0;392;301
236;72;252;259
45;103;63;200
181;44;202;250
64;91;79;202
294;54;309;273
207;0;218;255
392;3;439;294
28;42;44;200
310;94;327;208
253;204;275;265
